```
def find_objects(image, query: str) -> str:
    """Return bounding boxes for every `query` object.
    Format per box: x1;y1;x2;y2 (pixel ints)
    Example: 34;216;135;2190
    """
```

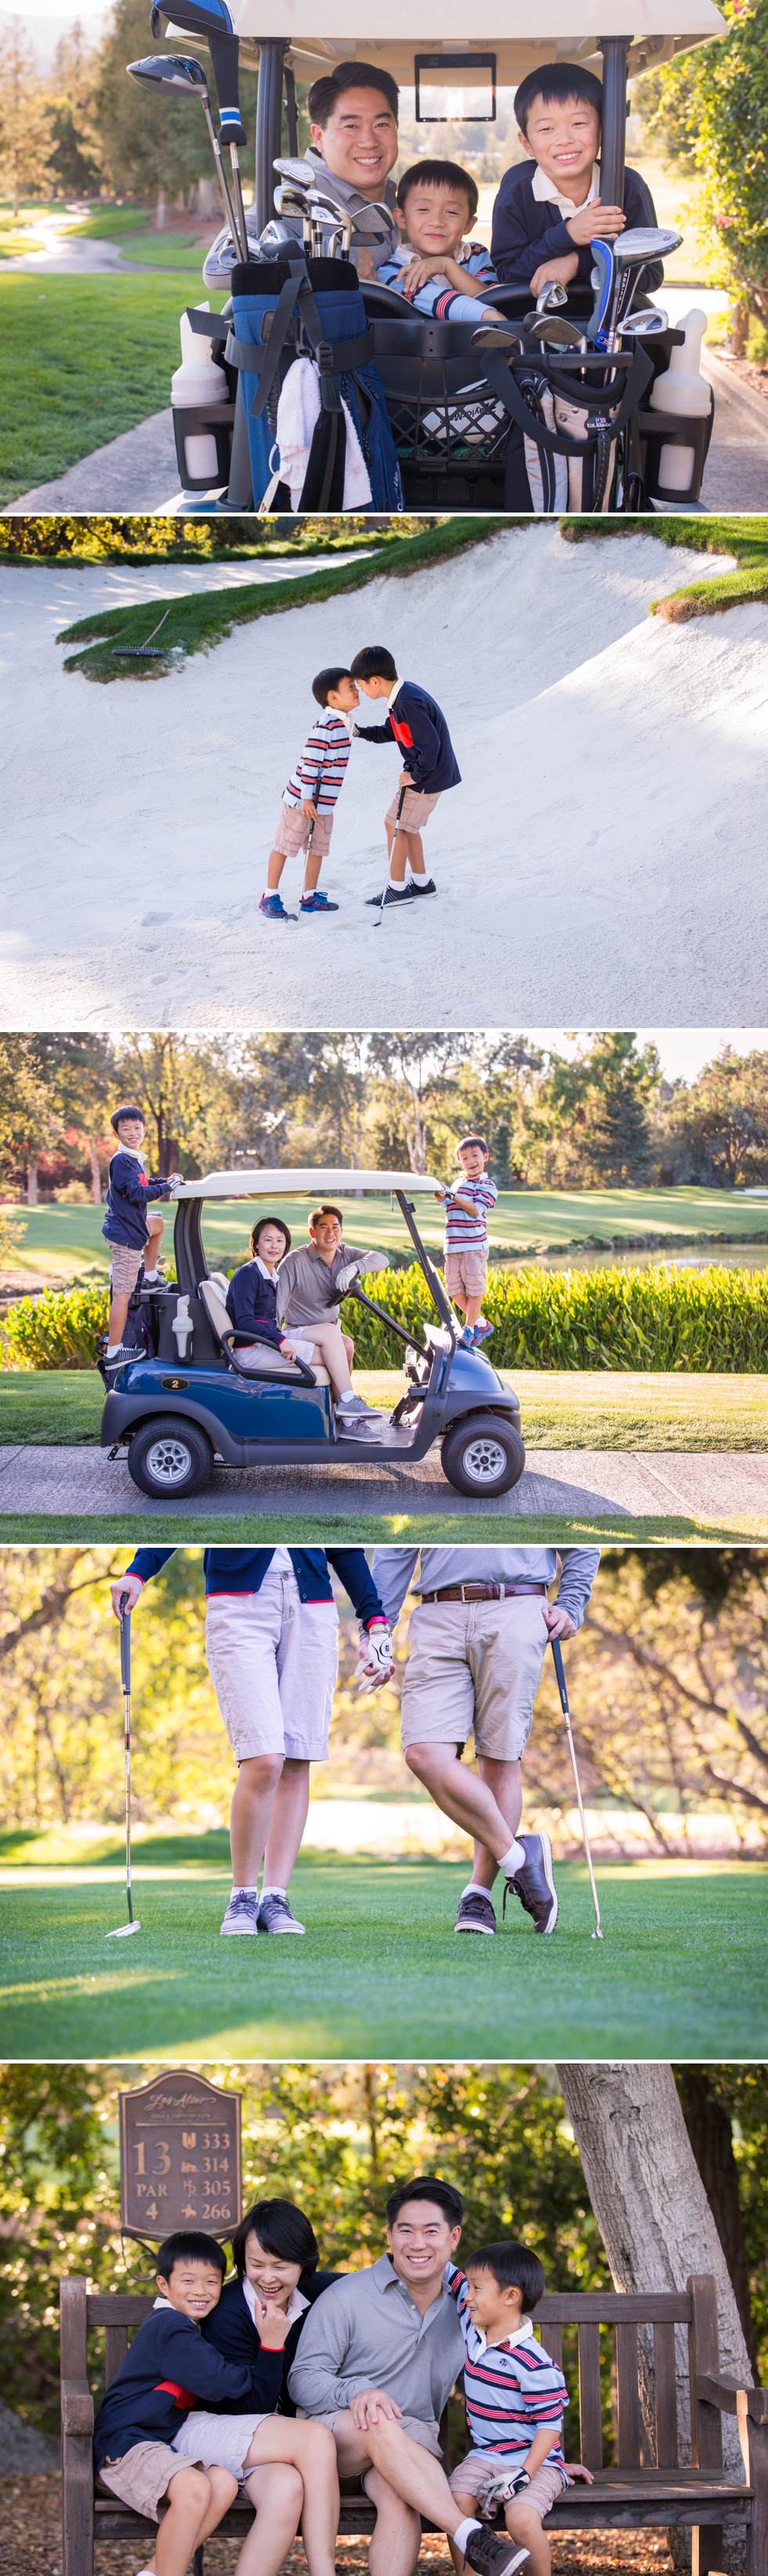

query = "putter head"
106;1918;142;1937
586;237;616;346
129;50;208;93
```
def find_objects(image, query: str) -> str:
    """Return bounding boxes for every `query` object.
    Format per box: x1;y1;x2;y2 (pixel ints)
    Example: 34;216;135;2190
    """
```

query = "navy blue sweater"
357;679;461;795
201;2270;342;2414
103;1150;172;1252
93;2301;263;2469
491;159;663;290
126;1546;386;1627
225;1260;282;1347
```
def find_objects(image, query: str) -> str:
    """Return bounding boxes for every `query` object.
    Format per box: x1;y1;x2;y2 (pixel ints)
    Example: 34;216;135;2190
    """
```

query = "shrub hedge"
4;1262;768;1373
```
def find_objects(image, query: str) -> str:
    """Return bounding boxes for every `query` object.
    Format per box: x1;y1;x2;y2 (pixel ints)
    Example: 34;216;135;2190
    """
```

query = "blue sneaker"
259;892;296;921
300;890;339;913
473;1319;494;1346
458;1325;474;1348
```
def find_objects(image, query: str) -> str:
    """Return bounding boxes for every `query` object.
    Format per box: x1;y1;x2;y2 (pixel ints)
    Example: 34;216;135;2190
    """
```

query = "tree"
92;0;259;208
545;1033;660;1188
634;2;768;328
657;1049;768;1188
42;21;100;197
31;1034;115;1202
0;17;53;213
0;1036;59;1203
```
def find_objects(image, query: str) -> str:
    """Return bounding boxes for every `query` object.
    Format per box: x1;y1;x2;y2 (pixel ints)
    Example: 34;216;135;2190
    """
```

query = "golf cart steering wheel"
221;1328;317;1387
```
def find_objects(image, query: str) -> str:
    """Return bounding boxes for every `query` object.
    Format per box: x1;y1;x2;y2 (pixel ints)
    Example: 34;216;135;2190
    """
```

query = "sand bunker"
2;524;766;1025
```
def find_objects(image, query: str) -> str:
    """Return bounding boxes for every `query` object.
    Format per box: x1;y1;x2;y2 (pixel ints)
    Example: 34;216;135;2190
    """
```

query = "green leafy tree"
657;1047;768;1186
0;16;53;212
42;20;101;196
635;2;768;324
92;0;259;208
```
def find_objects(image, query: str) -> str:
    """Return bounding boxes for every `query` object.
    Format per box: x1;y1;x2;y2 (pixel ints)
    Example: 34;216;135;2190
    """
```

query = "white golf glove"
336;1262;360;1292
354;1621;393;1692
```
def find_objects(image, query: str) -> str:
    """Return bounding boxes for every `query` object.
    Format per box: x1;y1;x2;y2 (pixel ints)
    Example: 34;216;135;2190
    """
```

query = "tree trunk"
677;2069;757;2372
730;300;749;359
155;187;167;230
557;2064;753;2570
27;1160;38;1206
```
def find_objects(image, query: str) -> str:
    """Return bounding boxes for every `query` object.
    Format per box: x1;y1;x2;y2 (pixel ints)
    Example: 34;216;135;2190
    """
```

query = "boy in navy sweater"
491;62;662;300
102;1105;183;1375
350;644;461;911
93;2230;255;2574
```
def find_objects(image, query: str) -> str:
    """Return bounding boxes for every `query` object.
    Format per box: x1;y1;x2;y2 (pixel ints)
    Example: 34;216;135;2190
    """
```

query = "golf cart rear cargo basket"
370;318;518;476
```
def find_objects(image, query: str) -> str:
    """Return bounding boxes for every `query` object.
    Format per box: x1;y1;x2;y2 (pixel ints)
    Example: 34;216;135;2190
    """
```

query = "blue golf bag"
206;252;404;509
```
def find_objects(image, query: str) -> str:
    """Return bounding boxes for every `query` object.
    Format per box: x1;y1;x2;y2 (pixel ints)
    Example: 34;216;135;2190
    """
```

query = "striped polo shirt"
448;2266;567;2467
284;706;352;811
443;1174;498;1248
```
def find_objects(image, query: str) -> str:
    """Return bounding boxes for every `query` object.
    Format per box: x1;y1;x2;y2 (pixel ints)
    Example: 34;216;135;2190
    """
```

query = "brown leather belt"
422;1581;548;1603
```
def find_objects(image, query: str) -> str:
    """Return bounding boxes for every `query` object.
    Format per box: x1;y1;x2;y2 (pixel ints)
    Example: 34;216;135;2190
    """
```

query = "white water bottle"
649;308;711;493
171;303;227;483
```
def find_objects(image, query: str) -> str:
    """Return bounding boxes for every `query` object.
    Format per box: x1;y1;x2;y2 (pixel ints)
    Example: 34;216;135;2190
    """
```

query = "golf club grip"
119;1594;131;1691
550;1634;568;1710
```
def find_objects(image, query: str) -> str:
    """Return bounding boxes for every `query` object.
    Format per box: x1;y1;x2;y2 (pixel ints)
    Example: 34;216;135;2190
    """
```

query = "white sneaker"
219;1890;260;1935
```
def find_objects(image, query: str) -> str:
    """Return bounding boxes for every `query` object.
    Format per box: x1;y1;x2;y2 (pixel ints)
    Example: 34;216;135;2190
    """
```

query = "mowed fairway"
1;1858;765;2061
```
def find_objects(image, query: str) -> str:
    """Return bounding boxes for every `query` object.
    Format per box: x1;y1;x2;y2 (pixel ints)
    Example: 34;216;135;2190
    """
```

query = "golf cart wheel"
440;1415;526;1498
128;1415;214;1499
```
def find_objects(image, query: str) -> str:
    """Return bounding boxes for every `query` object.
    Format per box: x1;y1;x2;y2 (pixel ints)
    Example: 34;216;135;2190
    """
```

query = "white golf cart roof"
234;2;725;76
172;1166;441;1197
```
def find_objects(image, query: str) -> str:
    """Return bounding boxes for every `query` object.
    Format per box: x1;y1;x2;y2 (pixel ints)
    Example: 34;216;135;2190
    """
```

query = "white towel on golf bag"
523;383;569;513
552;393;619;512
275;355;373;510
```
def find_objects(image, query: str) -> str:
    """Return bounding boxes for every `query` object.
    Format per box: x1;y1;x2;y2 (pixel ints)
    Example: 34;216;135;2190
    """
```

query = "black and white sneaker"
409;875;437;897
220;1890;260;1936
365;882;415;908
454;1889;497;1937
465;2527;530;2576
504;1831;559;1935
258;1893;305;1936
103;1344;134;1374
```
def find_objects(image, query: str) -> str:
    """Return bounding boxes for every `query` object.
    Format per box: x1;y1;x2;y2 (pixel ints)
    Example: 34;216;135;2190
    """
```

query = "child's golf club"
106;1593;141;1938
373;783;408;928
549;1636;603;1939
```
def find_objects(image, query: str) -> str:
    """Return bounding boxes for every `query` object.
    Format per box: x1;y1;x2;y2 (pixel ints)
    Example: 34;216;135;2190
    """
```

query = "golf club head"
472;324;523;350
274;154;316;190
586;237;616;347
106;1918;142;1937
611;225;682;273
619;304;668;336
129;49;208;96
150;0;245;144
535;279;567;313
524;312;588;347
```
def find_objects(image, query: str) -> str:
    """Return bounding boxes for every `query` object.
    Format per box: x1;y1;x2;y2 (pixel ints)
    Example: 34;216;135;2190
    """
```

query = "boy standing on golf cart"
261;667;359;923
436;1135;498;1349
490;63;663;300
351;646;461;911
102;1104;183;1377
378;160;508;326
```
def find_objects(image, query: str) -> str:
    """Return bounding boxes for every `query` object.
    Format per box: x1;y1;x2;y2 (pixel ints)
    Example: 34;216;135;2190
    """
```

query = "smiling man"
264;60;400;275
289;2178;529;2576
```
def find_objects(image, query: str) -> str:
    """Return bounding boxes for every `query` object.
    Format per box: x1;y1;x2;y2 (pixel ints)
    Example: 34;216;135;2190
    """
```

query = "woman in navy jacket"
225;1215;291;1347
201;2197;342;2411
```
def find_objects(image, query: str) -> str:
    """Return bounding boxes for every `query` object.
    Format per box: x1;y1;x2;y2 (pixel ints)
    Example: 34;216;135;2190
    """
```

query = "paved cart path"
4;527;767;1025
1;1441;766;1531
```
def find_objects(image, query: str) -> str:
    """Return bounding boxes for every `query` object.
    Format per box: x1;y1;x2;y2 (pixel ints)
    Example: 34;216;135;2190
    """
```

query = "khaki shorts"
301;2407;443;2459
98;2440;197;2520
205;1563;339;1763
444;1246;488;1298
274;795;333;858
385;786;440;832
108;1241;144;1295
172;2411;270;2480
400;1596;550;1762
450;2451;567;2520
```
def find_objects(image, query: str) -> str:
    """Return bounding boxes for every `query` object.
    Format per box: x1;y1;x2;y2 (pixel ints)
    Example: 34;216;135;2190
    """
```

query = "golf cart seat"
197;1274;330;1382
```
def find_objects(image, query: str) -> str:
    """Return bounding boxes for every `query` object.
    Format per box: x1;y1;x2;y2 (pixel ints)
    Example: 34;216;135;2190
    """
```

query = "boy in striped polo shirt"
436;1134;498;1348
261;667;357;922
447;2243;593;2576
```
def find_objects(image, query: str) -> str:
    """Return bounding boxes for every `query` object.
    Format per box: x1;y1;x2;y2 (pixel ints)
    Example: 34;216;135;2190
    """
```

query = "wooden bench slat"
103;2327;129;2389
578;2320;603;2469
538;2321;563;2369
533;2293;691;2324
616;2322;641;2467
654;2318;679;2468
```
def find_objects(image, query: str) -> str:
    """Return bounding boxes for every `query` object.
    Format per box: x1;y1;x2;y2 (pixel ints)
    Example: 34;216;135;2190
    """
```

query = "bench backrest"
61;2275;722;2477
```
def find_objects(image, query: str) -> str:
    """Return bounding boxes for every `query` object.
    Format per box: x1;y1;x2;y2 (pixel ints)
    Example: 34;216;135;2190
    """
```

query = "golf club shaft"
228;141;248;263
375;782;408;928
302;763;323;898
550;1636;603;1937
201;93;241;244
119;1596;134;1925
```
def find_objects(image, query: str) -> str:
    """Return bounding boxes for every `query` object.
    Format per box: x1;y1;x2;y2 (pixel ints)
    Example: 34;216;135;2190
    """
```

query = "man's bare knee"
404;1742;444;1786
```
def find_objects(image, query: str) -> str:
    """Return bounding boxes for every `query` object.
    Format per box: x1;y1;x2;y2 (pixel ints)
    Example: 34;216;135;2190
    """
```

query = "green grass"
2;1368;764;1452
0;1858;765;2058
0;272;229;504
5;1189;768;1287
563;513;768;618
3;1513;764;1541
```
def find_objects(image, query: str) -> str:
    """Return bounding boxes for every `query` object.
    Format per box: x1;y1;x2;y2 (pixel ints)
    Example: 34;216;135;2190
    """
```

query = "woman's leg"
237;2462;305;2576
229;1750;284;1884
262;1755;310;1890
241;2418;339;2576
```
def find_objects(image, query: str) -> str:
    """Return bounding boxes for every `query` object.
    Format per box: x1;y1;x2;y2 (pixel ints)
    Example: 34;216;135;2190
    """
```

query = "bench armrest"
62;2380;95;2437
697;2376;768;2426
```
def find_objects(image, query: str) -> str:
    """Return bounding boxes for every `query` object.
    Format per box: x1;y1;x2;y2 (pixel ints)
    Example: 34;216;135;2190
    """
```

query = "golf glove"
354;1622;393;1692
478;2472;530;2521
335;1262;360;1291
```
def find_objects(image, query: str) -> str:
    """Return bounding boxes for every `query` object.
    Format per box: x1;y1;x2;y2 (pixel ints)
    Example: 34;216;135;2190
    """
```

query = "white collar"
242;2277;310;2328
255;1255;275;1281
470;2316;537;2354
387;676;404;710
118;1143;146;1162
531;158;600;219
153;2295;200;2328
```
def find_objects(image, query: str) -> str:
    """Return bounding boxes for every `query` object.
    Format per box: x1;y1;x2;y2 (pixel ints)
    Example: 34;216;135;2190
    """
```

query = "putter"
549;1636;603;1939
128;55;241;247
106;1593;141;1937
371;782;408;928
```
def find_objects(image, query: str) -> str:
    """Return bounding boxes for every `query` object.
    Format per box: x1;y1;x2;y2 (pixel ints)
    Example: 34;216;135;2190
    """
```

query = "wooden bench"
60;2274;768;2576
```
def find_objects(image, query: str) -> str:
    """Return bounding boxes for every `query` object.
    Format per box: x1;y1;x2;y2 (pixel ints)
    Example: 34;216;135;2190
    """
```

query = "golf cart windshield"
171;1165;456;1339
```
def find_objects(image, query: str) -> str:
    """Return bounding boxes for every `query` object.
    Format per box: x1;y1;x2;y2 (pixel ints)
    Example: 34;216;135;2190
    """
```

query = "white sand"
2;524;766;1027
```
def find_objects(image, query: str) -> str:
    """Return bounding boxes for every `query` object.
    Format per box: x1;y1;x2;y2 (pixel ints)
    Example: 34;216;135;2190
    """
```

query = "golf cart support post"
60;2272;768;2576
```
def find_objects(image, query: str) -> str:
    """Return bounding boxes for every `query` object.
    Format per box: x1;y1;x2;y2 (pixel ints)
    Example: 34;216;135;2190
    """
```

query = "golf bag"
475;336;655;513
192;253;404;509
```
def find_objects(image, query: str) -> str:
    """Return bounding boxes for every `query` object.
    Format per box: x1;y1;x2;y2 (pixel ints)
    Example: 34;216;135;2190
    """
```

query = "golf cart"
129;0;723;512
98;1166;527;1499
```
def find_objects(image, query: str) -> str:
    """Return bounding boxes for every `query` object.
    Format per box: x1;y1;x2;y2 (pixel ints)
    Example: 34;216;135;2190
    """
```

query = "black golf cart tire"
440;1415;526;1498
127;1415;215;1500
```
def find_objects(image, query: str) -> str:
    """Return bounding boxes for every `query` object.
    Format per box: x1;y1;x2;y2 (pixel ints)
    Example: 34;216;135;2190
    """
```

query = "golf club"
549;1636;603;1939
589;226;682;350
128;54;242;248
371;781;408;927
106;1592;141;1938
150;0;248;260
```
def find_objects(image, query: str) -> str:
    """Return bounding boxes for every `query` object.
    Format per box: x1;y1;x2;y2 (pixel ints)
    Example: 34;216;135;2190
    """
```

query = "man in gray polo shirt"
371;1547;600;1938
276;1203;388;1429
289;2177;527;2576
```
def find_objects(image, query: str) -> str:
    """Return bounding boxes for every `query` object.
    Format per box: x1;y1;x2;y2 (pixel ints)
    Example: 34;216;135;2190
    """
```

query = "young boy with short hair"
92;2230;258;2576
491;62;662;300
377;159;506;325
102;1106;183;1375
261;668;359;922
436;1135;498;1346
447;2242;593;2576
351;645;461;910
